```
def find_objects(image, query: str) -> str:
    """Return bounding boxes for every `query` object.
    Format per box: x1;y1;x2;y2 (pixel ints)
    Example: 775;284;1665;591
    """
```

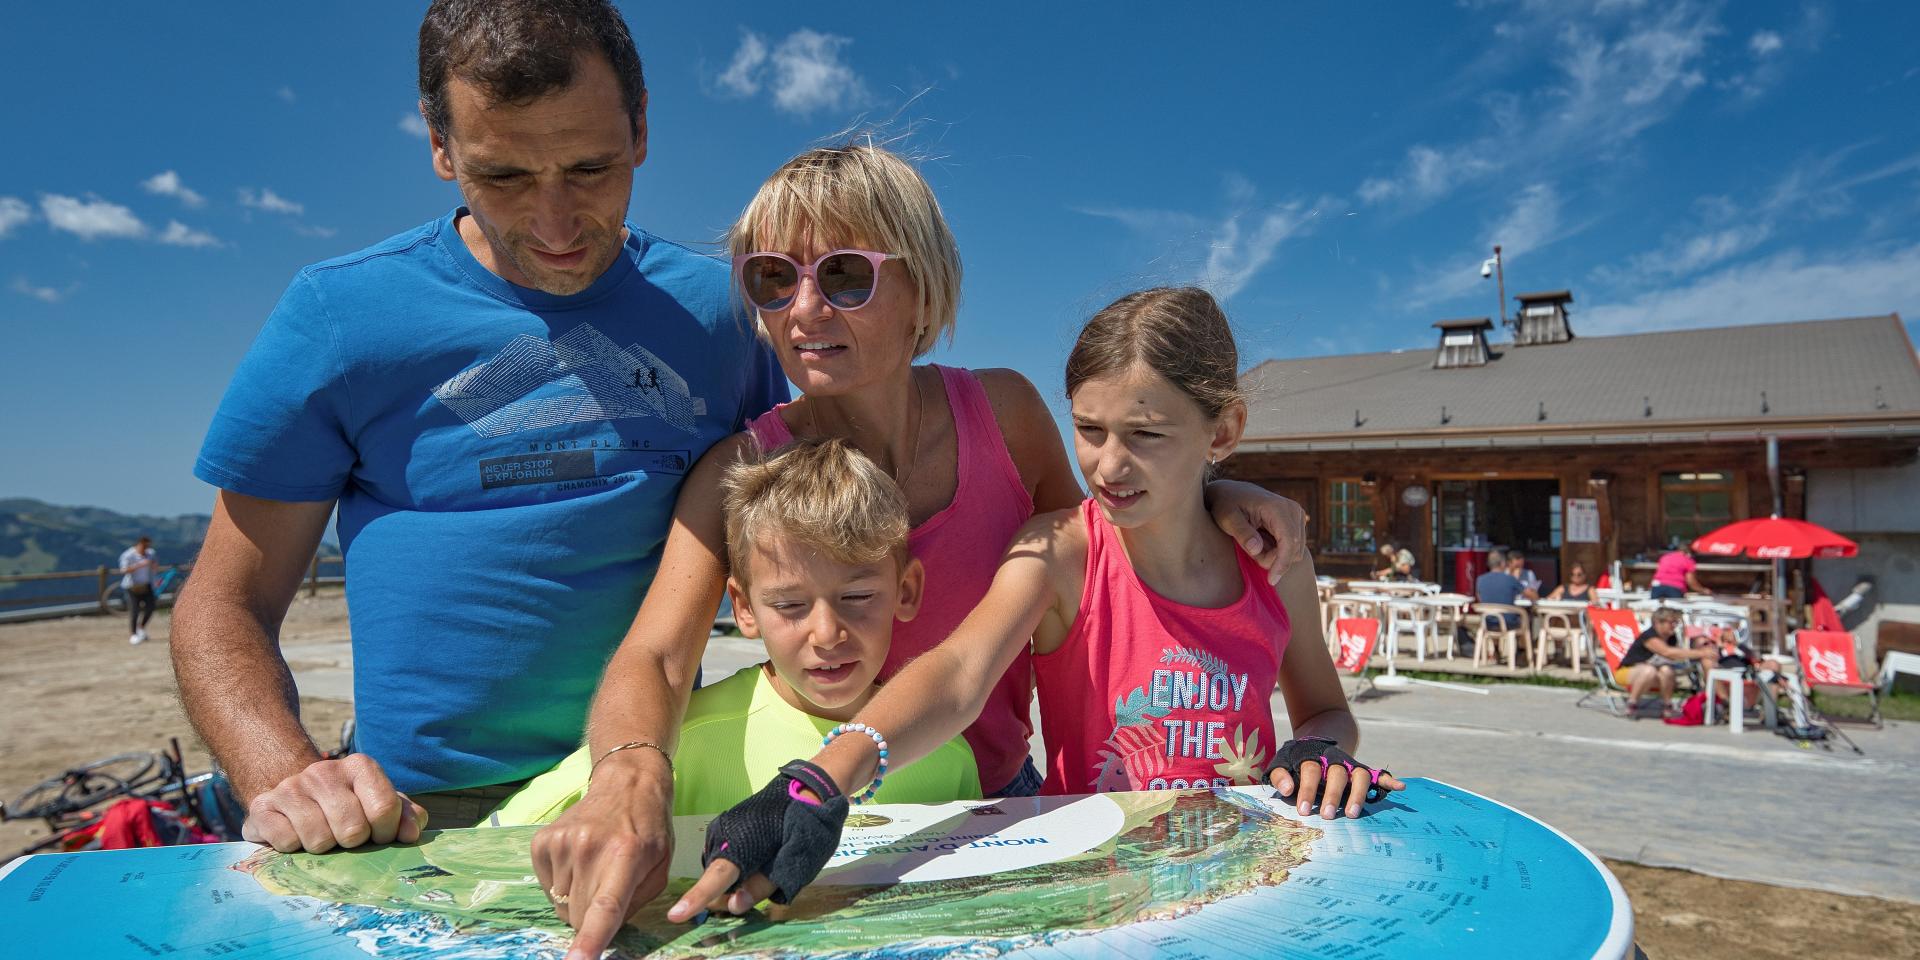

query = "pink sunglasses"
733;249;899;312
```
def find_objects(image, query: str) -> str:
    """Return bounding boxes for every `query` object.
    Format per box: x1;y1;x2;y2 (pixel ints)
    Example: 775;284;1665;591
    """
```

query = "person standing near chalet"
1650;547;1707;600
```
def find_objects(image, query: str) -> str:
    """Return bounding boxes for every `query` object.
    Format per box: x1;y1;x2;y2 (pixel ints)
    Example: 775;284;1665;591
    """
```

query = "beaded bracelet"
822;722;889;804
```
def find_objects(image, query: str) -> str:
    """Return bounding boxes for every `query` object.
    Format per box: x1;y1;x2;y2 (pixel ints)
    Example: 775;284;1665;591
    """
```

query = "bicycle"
101;567;185;615
1;739;238;860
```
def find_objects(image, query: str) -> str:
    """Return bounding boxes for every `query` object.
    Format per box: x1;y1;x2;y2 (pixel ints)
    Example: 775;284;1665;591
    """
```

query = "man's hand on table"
532;754;676;960
241;753;427;853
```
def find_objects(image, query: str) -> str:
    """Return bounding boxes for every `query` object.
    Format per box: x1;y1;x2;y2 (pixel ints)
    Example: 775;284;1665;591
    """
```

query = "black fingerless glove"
1263;737;1392;803
700;759;849;905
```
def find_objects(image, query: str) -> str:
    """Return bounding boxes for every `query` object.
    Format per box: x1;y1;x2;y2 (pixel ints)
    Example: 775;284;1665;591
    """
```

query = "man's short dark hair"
419;0;646;141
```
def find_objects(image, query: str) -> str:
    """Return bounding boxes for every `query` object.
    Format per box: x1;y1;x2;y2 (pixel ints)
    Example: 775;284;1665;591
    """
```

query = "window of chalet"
1327;479;1375;553
1660;471;1733;545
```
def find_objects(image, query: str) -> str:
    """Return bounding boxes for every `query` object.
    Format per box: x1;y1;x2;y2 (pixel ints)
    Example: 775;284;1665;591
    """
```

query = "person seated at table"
1616;608;1718;718
1650;547;1706;600
1547;562;1594;602
1474;548;1535;629
485;439;982;824
1373;542;1417;582
1506;551;1541;594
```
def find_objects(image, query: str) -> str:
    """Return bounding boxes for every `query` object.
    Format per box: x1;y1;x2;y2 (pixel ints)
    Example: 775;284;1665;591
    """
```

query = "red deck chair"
1795;630;1882;727
1333;617;1381;700
1577;606;1641;716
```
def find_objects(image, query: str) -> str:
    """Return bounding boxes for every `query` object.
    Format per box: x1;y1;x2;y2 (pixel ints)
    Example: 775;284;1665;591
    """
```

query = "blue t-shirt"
1475;570;1524;606
195;209;788;793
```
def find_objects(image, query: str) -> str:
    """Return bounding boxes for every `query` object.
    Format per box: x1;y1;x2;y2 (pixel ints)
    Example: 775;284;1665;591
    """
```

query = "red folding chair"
1332;617;1381;700
1795;630;1881;728
1577;606;1641;716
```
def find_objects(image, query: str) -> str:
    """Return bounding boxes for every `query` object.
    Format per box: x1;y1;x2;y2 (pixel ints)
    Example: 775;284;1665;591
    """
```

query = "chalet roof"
1240;314;1920;445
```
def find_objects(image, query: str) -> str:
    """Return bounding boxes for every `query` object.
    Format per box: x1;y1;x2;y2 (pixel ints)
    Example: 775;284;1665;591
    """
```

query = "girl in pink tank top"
768;287;1403;827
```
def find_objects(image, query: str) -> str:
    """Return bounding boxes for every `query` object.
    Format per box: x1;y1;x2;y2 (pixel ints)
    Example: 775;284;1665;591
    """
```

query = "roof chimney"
1433;317;1494;369
1512;289;1574;346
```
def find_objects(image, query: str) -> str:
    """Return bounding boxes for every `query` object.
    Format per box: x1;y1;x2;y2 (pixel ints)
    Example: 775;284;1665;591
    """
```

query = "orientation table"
3;781;1633;959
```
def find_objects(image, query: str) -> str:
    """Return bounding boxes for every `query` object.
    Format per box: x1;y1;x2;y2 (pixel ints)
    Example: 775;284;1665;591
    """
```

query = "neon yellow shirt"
487;664;982;824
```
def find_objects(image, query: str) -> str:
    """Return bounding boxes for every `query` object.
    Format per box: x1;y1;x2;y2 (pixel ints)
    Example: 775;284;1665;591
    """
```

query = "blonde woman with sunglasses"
532;144;1307;957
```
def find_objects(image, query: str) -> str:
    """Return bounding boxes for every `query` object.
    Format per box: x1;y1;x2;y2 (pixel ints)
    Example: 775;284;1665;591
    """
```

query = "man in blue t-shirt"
172;0;785;854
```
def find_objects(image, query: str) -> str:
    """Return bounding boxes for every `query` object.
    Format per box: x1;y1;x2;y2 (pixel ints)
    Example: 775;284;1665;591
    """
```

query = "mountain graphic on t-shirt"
430;323;706;438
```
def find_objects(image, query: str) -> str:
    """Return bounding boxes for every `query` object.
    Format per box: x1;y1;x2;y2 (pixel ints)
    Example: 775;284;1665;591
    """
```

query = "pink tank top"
1033;500;1290;796
745;365;1037;790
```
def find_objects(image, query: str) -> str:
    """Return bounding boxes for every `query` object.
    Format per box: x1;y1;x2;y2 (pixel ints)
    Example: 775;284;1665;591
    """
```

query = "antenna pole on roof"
1493;245;1507;333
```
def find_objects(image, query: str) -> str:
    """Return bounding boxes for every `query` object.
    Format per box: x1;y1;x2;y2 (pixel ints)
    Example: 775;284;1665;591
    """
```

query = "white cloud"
0;196;31;237
40;194;147;240
1200;205;1314;300
398;112;430;138
1406;183;1566;307
1722;7;1828;102
1595;146;1920;289
10;277;69;303
716;31;768;97
277;86;296;103
239;187;304;216
158;220;220;248
1583;243;1920;336
1624;223;1773;279
771;30;867;115
712;29;867;116
1358;2;1713;206
1080;181;1329;301
293;224;338;239
140;170;205;208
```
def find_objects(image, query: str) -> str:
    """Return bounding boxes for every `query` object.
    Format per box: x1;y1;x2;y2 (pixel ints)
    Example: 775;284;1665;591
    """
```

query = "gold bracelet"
590;740;673;779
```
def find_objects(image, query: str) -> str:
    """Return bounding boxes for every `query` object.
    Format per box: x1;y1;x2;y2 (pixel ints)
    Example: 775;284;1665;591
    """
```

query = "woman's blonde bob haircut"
728;144;962;358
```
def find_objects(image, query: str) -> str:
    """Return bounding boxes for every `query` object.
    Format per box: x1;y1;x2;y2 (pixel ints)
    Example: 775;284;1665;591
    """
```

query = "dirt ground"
2;596;1916;958
0;598;353;856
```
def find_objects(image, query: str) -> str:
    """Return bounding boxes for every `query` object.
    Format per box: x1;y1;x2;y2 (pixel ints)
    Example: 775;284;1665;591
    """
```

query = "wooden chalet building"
1223;292;1920;611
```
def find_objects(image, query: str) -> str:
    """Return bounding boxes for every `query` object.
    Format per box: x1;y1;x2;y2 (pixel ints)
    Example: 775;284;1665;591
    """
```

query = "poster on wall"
1567;498;1601;543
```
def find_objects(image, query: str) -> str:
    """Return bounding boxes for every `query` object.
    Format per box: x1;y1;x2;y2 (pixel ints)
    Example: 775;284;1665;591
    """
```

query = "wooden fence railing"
0;554;344;614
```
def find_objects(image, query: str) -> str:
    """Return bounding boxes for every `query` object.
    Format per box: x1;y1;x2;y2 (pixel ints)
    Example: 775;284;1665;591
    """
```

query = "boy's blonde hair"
728;144;962;358
722;438;912;588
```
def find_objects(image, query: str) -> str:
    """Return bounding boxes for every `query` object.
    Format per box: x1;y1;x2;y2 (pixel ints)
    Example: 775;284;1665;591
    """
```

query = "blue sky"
3;1;1917;517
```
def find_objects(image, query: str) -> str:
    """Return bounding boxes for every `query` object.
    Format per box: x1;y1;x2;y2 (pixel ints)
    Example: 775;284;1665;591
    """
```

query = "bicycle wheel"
100;583;129;614
4;752;161;821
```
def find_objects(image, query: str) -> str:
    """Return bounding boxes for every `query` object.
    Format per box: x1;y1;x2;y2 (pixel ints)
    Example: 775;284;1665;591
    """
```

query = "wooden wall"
1223;436;1915;586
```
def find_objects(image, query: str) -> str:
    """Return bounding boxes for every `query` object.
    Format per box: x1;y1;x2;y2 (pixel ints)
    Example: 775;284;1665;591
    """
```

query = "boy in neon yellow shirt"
490;439;981;824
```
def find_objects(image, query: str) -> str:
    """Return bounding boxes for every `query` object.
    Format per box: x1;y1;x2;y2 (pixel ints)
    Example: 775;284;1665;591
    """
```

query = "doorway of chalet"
1434;478;1561;593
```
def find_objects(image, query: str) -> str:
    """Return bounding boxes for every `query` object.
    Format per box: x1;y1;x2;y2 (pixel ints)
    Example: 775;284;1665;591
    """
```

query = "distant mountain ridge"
0;498;340;584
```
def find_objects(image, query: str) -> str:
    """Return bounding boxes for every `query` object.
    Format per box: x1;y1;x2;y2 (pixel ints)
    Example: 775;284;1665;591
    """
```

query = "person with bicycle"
120;535;158;645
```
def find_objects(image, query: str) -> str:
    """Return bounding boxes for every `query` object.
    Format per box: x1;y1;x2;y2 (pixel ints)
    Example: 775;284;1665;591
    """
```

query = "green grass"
1814;688;1920;723
1390;668;1593;689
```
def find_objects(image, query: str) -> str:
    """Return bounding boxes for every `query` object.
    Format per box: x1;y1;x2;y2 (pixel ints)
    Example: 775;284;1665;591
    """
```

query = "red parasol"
1692;516;1857;655
1692;517;1858;559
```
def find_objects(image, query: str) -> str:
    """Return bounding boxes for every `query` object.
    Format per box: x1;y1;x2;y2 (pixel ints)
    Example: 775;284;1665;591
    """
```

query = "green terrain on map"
243;790;1322;959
